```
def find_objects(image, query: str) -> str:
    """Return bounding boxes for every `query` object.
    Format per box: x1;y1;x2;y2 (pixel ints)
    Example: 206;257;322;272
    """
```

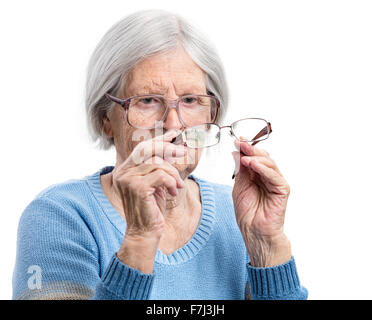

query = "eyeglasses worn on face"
105;93;220;129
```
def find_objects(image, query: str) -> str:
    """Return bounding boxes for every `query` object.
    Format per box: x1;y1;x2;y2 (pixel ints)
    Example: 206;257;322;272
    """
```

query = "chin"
170;152;200;180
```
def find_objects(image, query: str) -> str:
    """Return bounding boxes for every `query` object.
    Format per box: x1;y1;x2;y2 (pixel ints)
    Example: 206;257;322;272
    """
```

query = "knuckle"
160;170;175;185
166;160;180;172
157;170;169;183
162;162;177;174
154;160;176;175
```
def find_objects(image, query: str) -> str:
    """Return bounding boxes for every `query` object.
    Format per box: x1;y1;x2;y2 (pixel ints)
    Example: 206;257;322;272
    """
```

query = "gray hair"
85;9;229;150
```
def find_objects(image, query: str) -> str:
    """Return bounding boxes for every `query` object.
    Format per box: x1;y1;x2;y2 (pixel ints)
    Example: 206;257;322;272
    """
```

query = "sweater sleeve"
91;254;154;300
12;195;154;300
246;256;308;300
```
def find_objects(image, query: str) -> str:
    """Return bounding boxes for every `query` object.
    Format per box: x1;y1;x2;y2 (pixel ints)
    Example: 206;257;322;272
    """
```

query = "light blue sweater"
12;166;308;300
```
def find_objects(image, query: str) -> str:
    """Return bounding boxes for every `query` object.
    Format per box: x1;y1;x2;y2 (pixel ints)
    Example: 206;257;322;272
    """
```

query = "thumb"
232;151;241;177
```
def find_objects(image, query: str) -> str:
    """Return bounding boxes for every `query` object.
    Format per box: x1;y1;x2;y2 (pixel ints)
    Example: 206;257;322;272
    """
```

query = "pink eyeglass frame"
105;93;220;129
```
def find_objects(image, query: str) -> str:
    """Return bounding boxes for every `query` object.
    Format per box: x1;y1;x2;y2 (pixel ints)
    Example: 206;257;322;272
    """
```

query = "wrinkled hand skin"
232;140;292;267
112;130;186;241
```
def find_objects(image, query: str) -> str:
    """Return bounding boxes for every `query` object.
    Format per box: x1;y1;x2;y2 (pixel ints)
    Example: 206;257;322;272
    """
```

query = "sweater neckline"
86;166;216;265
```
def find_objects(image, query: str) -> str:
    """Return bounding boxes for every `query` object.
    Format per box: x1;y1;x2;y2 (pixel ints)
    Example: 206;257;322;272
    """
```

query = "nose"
163;106;183;130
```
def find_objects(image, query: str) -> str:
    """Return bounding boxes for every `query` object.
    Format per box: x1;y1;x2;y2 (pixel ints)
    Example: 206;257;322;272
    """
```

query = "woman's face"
104;47;206;179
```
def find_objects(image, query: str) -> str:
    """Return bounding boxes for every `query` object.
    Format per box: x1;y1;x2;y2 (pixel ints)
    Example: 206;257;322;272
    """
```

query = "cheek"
122;126;157;161
115;120;138;159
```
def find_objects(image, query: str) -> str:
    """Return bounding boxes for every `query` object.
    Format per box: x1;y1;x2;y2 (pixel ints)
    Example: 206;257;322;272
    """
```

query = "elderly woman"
12;10;307;300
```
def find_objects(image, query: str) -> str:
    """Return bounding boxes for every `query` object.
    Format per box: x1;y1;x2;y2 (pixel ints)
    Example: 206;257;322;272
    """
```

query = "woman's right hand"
113;130;186;271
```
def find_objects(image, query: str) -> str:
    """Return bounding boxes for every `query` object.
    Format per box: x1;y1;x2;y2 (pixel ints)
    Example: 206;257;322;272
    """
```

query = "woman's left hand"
232;140;292;267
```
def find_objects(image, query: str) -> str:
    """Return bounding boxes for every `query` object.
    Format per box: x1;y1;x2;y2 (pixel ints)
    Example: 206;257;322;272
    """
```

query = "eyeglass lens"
183;124;221;148
127;95;218;128
231;119;269;143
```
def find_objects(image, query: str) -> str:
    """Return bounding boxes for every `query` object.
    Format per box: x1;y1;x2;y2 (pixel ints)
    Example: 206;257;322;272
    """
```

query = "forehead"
125;48;206;95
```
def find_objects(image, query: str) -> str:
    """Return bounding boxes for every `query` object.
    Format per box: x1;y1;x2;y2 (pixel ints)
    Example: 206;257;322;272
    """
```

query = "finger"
241;155;282;175
232;151;242;176
136;157;185;188
130;137;186;166
144;169;179;197
234;139;269;157
243;158;290;195
154;129;183;142
142;138;186;159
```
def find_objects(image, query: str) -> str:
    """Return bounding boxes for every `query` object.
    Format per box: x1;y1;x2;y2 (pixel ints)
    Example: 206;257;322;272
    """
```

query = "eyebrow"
135;85;206;96
137;85;167;95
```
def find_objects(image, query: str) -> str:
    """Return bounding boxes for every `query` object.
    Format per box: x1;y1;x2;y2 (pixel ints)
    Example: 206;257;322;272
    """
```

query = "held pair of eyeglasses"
172;119;272;149
105;93;272;177
175;119;272;180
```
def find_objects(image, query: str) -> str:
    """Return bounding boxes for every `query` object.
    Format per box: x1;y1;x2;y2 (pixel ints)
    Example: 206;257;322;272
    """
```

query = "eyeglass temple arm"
105;93;125;106
251;122;272;146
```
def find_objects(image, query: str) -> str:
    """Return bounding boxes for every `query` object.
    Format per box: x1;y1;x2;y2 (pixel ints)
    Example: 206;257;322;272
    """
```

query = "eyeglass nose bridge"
219;125;234;136
166;99;178;109
161;98;187;127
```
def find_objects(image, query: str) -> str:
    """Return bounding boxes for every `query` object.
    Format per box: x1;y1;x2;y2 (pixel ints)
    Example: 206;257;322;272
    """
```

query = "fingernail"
231;151;240;177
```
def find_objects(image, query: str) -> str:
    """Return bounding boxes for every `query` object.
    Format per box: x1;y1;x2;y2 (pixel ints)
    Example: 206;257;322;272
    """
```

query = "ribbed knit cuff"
99;254;155;300
246;256;300;299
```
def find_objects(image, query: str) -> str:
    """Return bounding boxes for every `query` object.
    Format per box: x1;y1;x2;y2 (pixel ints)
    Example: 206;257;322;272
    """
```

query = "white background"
1;0;371;300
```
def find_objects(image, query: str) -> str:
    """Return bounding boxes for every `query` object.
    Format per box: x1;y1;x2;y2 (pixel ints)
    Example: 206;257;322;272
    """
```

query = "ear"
103;115;113;138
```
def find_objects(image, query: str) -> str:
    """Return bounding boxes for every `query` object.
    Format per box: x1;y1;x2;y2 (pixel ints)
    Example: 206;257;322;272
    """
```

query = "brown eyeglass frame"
105;93;220;129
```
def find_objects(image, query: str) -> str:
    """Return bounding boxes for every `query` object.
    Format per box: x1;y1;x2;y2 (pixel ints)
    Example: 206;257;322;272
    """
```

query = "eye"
140;98;156;104
182;96;197;104
135;97;162;107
